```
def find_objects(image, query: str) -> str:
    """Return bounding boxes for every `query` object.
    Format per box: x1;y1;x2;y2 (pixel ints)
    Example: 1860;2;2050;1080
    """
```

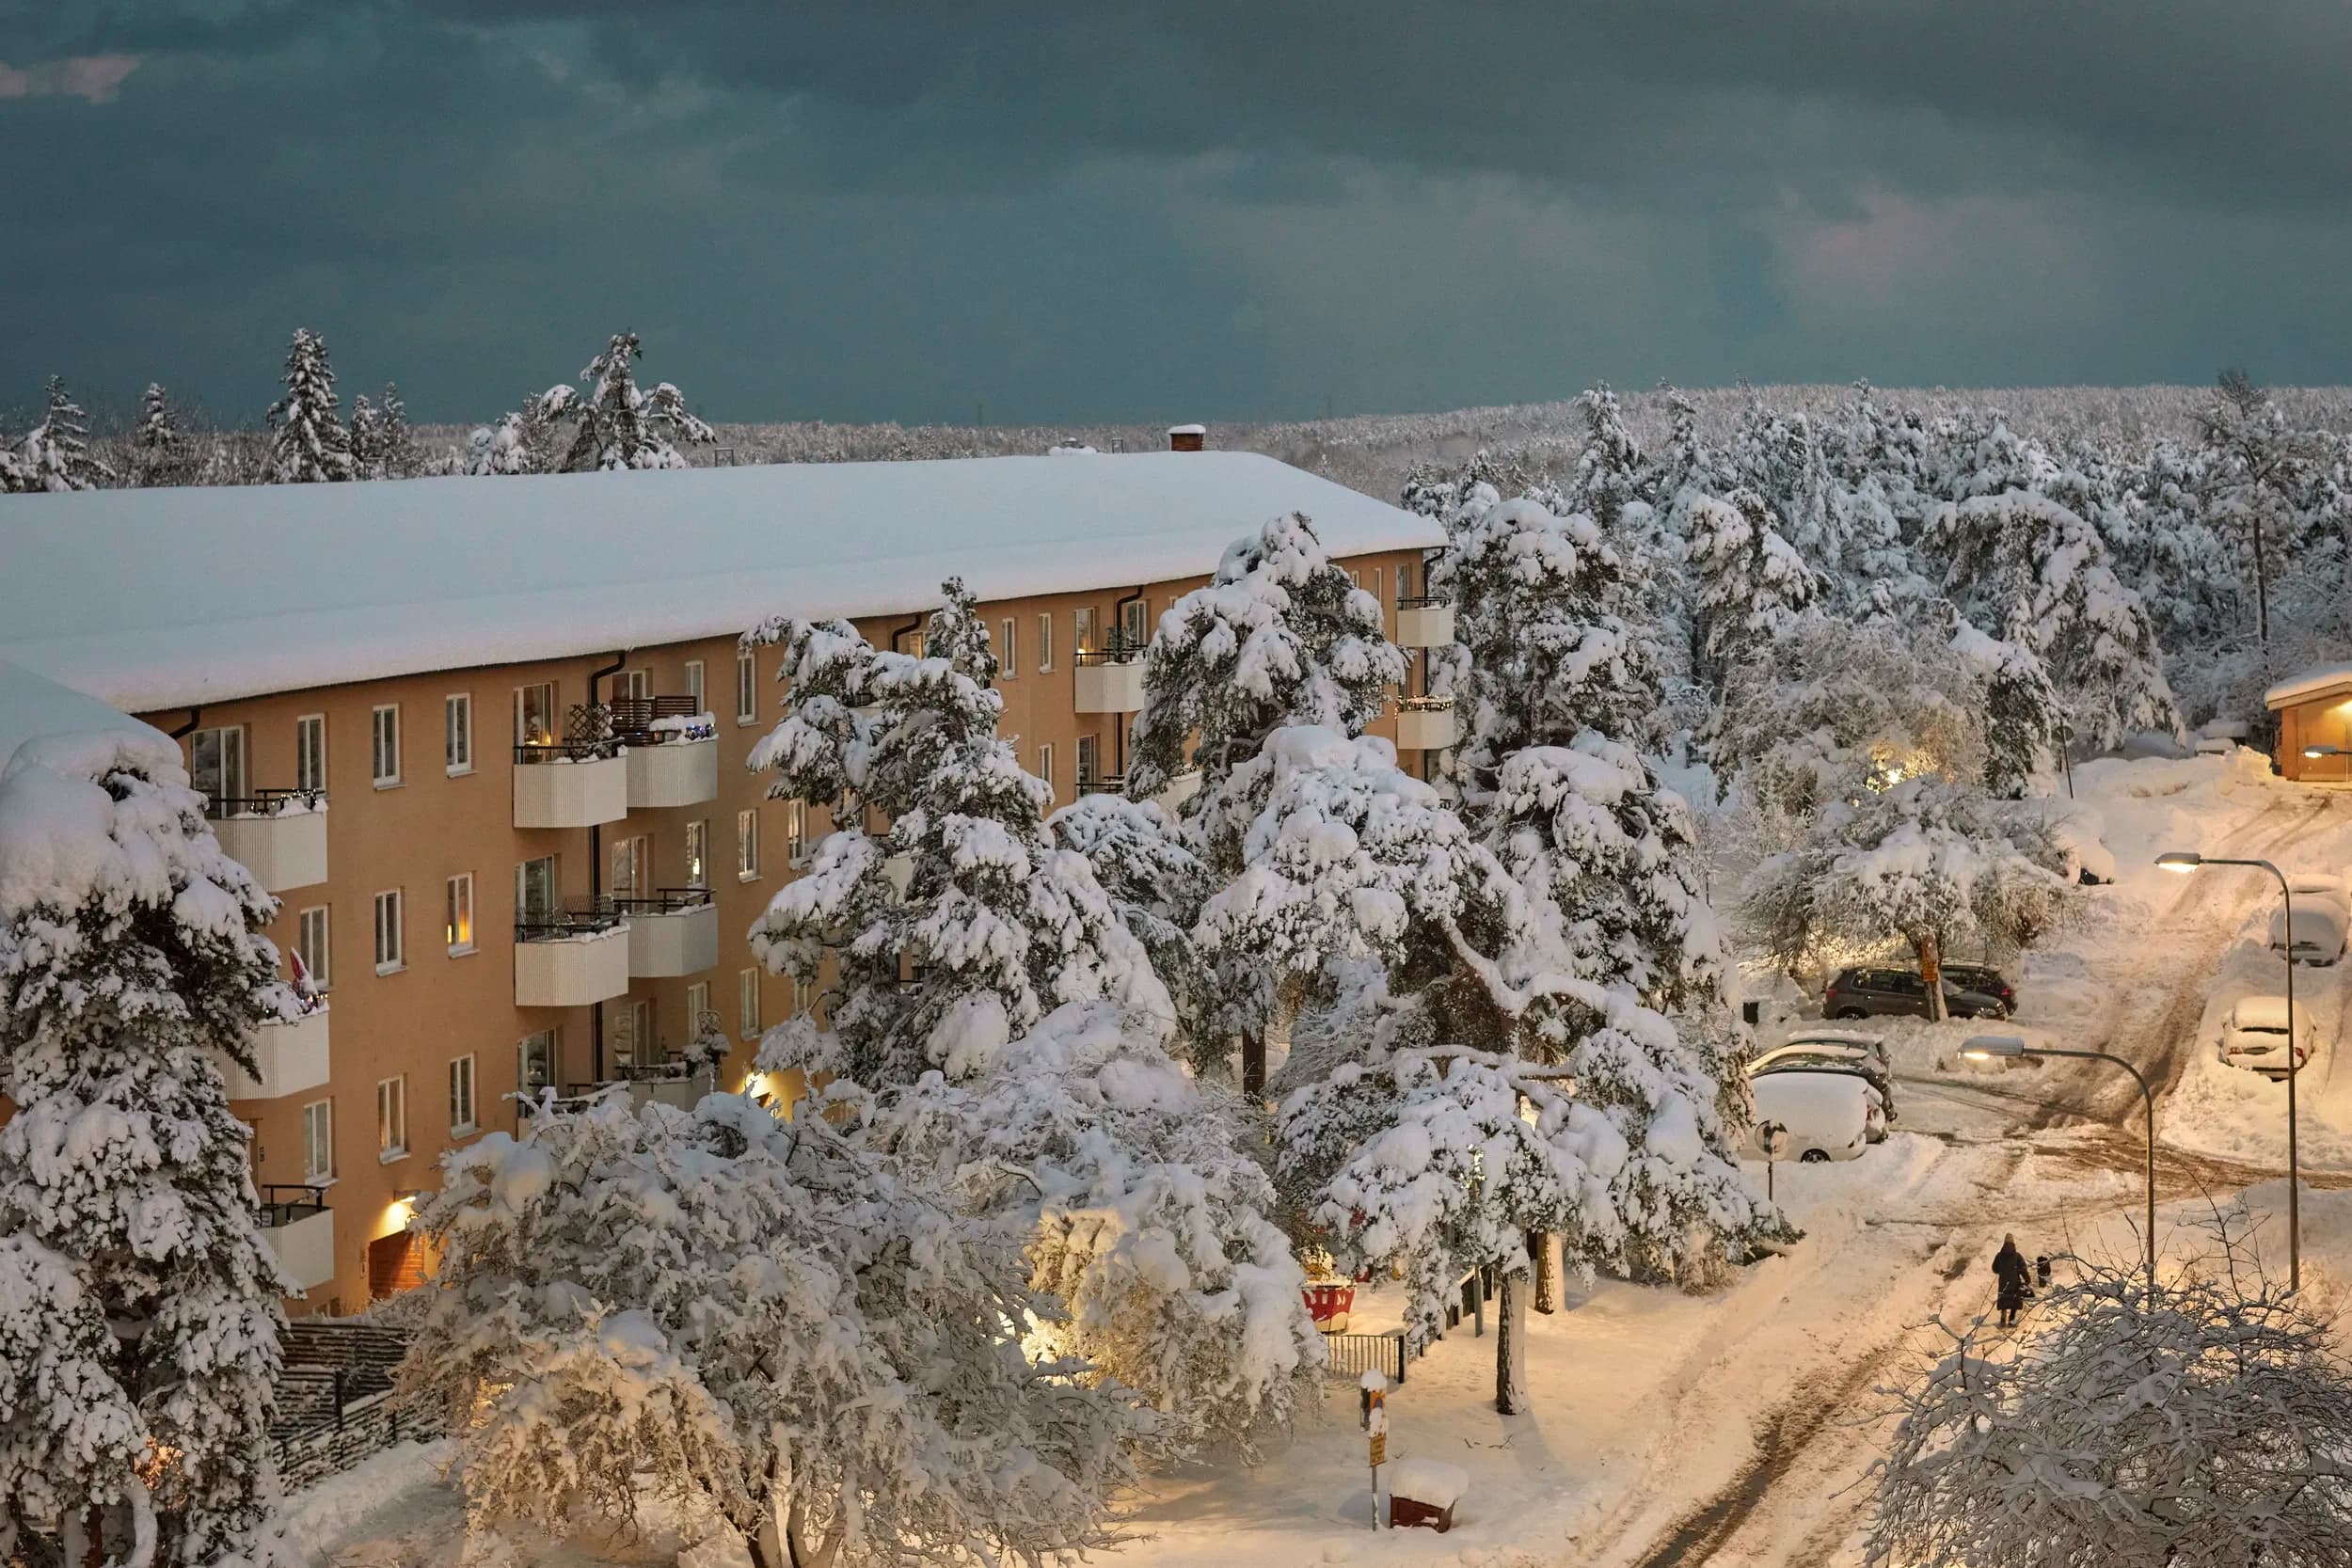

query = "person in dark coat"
1992;1235;2031;1327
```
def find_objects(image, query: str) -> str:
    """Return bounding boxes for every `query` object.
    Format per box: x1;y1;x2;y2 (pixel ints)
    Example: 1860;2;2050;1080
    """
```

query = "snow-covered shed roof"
2265;662;2352;709
0;658;169;773
0;452;1442;712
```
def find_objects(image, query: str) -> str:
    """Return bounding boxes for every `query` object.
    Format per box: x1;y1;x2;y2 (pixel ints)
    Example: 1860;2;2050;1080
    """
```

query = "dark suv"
1823;967;2011;1021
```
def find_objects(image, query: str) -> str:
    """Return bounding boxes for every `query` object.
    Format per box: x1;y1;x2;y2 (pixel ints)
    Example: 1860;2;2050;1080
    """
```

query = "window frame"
445;873;475;956
1073;606;1096;657
1038;742;1055;803
999;618;1017;677
373;888;405;974
297;905;332;991
1120;596;1147;649
736;649;757;723
295;714;326;795
684;659;706;711
1037;613;1053;673
1076;734;1100;788
737;808;760;880
516;856;559;923
370;705;401;788
190;723;247;809
448;1053;478;1136
687;980;712;1036
786;799;808;865
375;1074;408;1163
686;819;710;889
517;1029;556;1101
514;682;557;747
739;967;762;1040
301;1099;334;1183
444;692;474;776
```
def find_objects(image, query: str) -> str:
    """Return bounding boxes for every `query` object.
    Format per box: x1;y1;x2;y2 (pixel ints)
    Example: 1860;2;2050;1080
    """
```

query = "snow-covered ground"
270;751;2352;1568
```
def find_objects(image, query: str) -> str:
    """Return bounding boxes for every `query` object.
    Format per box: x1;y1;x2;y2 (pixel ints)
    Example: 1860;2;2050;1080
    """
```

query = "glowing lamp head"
2306;745;2342;760
2155;851;2203;874
1962;1034;2028;1062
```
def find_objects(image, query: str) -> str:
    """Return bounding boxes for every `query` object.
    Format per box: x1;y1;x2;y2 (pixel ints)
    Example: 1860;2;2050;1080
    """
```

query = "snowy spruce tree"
132;384;191;488
0;731;294;1567
15;375;113;492
1683;487;1824;685
1047;794;1218;1069
538;332;715;472
399;1092;1144;1568
264;327;356;483
347;383;413;481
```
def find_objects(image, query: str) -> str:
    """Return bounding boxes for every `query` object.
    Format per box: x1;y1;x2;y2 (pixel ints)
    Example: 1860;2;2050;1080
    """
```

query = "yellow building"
2266;663;2352;780
0;446;1446;1314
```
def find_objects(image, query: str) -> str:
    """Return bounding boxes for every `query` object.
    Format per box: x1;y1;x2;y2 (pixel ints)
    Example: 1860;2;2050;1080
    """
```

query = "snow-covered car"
1747;1070;1876;1163
1750;1031;1898;1137
2219;994;2316;1079
2267;901;2348;966
2050;813;2117;885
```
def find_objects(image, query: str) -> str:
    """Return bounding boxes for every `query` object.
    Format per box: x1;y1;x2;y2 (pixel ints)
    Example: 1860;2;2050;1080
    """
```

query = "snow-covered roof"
0;658;169;773
2265;662;2352;708
0;452;1442;712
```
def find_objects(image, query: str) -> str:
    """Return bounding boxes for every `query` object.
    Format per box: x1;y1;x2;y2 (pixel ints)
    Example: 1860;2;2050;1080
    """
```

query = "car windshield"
2238;1023;2289;1036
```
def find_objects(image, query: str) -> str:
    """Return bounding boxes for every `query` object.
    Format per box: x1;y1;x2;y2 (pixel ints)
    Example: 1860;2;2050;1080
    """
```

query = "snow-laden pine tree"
1684;487;1825;683
132;383;191;488
1047;794;1217;1069
0;731;294;1567
347;383;414;481
1567;384;1655;540
746;581;1165;1088
855;1000;1324;1459
347;394;383;479
1923;490;2181;749
2195;371;2325;650
538;332;715;472
1727;400;1834;563
15;375;113;492
264;327;355;483
1954;620;2065;800
399;1091;1145;1568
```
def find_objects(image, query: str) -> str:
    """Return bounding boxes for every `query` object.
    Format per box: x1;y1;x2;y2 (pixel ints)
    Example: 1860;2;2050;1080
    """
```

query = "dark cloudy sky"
7;2;2352;427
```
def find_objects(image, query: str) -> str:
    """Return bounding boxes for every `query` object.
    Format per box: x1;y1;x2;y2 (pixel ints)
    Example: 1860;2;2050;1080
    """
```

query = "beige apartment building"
0;446;1450;1315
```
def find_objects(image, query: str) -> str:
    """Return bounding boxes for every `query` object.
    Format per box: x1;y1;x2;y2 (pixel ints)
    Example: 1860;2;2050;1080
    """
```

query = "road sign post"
1363;1372;1389;1529
1758;1120;1788;1203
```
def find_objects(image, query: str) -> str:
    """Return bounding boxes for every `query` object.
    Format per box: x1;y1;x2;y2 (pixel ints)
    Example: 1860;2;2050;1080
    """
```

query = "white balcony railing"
515;912;632;1007
208;791;328;893
1154;768;1203;814
1395;695;1458;752
219;1005;331;1100
1073;646;1147;714
617;890;719;977
625;736;719;809
258;1186;336;1291
1394;597;1456;649
512;744;628;830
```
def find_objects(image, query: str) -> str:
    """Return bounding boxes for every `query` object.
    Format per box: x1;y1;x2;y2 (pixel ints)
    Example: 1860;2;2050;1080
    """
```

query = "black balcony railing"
205;786;327;820
258;1183;330;1227
610;695;712;747
514;902;628;942
1396;593;1452;610
512;740;618;765
607;886;715;917
1073;638;1146;667
1076;776;1126;796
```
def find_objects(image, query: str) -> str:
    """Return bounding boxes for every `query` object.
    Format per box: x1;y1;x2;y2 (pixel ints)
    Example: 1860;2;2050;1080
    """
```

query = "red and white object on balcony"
1303;1281;1356;1333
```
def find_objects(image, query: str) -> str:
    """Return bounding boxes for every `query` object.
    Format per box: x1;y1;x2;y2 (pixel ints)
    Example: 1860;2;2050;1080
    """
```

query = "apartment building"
0;445;1451;1315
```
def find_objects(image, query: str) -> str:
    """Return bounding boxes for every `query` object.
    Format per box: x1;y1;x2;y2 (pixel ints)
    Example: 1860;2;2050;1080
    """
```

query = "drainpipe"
585;649;628;1083
890;613;924;655
1112;588;1144;776
168;707;203;738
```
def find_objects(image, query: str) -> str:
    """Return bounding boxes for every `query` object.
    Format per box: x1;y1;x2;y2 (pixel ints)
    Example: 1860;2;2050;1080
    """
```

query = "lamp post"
1963;1034;2156;1277
2157;849;2300;1291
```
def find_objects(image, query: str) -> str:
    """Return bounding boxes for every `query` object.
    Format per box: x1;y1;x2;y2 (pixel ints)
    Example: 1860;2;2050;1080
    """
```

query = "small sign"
1758;1120;1788;1159
1370;1433;1387;1467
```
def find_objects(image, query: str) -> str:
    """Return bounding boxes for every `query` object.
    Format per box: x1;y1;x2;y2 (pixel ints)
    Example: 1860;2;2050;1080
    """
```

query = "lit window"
1074;607;1096;657
514;683;556;748
445;874;474;954
371;705;401;786
375;1075;407;1161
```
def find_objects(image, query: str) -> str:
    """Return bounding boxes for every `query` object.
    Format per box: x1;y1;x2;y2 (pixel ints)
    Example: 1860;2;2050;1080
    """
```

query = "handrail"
1396;593;1452;610
513;740;618;765
1076;776;1126;795
607;886;716;915
1073;639;1146;666
514;906;628;941
1399;693;1455;711
205;786;327;819
257;1183;330;1225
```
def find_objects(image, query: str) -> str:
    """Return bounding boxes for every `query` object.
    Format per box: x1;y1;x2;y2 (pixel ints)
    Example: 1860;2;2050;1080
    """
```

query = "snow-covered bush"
400;1091;1144;1567
0;731;294;1567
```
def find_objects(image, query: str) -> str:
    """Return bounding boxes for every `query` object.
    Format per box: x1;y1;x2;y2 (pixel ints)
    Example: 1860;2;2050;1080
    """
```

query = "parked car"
1750;1031;1899;1137
2267;902;2348;966
1937;964;2017;1011
1747;1071;1876;1163
1822;967;2010;1022
2220;994;2316;1079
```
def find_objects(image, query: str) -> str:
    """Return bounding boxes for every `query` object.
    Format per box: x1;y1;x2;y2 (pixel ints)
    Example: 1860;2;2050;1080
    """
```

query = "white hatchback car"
2220;994;2315;1080
1747;1070;1877;1163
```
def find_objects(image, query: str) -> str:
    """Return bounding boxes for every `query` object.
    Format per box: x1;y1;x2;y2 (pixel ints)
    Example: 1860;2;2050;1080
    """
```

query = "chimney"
1167;422;1206;452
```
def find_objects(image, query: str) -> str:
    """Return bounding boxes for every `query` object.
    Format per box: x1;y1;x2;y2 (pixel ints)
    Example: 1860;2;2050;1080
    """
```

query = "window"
739;968;761;1039
297;906;331;991
516;856;558;923
1120;596;1147;649
786;799;808;864
295;715;326;795
301;1100;334;1182
622;669;650;703
1074;607;1096;657
615;999;653;1066
515;683;556;747
444;693;473;775
686;820;709;888
686;980;711;1037
737;649;757;723
373;890;404;974
685;660;706;711
189;725;246;809
1038;742;1056;803
445;874;474;954
518;1030;556;1098
375;1075;407;1162
1370;568;1384;631
448;1054;477;1135
1038;613;1054;673
737;809;760;880
367;705;400;787
612;834;647;898
1077;734;1101;787
1000;619;1018;677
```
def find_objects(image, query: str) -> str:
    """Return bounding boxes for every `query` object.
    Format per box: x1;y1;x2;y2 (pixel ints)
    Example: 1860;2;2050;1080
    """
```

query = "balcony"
614;888;718;977
514;907;632;1007
1396;695;1459;752
1155;768;1202;814
1394;595;1457;648
1073;644;1147;714
613;698;719;809
208;790;327;893
612;1058;721;1113
220;1003;331;1100
258;1185;336;1292
513;743;628;830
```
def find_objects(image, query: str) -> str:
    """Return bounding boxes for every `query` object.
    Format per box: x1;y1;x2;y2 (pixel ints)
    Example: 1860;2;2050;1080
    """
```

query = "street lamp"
2157;849;2301;1291
1963;1034;2156;1277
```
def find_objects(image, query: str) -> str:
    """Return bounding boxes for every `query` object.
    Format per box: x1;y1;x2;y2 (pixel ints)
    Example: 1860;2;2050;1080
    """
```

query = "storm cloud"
4;1;2348;426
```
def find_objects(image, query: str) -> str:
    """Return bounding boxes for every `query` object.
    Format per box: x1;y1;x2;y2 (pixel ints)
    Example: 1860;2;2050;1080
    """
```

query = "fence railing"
1076;776;1126;796
1321;1331;1408;1386
512;739;618;764
1395;593;1451;610
1398;693;1455;712
205;786;327;819
514;905;628;942
273;1321;424;1490
607;886;715;916
1073;640;1146;666
256;1183;329;1227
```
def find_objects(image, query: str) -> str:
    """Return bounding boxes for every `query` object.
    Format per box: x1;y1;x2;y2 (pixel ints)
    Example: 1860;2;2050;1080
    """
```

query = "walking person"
1992;1235;2031;1328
